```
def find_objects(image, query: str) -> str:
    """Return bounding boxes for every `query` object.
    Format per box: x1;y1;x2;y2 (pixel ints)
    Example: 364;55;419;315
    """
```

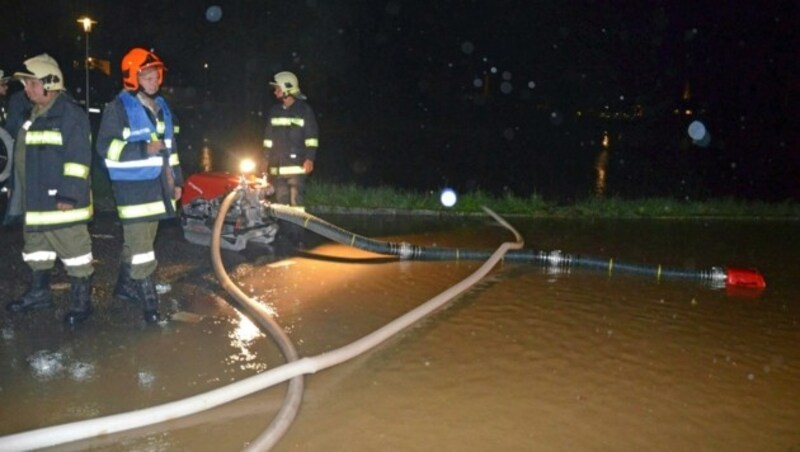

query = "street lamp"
77;16;96;109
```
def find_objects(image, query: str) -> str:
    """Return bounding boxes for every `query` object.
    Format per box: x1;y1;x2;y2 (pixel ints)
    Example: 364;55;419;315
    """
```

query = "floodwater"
1;214;799;451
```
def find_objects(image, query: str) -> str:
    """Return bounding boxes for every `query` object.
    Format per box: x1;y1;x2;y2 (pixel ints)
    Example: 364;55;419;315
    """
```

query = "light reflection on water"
0;218;798;451
225;313;266;372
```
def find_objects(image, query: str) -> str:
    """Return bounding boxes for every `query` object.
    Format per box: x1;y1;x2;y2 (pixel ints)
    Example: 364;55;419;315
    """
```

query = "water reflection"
225;312;266;372
200;144;213;172
594;131;610;197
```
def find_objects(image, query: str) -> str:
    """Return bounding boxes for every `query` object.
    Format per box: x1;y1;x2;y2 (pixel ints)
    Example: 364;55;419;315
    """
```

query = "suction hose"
0;205;521;451
268;205;766;290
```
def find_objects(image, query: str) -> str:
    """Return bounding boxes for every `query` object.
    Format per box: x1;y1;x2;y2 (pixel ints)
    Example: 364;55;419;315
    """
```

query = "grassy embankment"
89;175;799;219
305;182;800;219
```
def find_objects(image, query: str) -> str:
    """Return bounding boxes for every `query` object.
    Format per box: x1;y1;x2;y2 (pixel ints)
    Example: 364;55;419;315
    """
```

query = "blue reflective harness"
107;92;174;181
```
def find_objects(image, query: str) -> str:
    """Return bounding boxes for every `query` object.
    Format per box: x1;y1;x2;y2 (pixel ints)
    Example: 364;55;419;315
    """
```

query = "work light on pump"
239;158;257;175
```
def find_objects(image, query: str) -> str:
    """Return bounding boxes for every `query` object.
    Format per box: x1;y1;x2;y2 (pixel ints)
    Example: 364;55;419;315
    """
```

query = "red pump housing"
181;172;242;204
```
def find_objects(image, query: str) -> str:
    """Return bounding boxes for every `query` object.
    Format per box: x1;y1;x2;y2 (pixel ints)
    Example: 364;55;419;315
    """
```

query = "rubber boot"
64;276;92;325
6;270;53;313
113;263;138;302
137;276;161;323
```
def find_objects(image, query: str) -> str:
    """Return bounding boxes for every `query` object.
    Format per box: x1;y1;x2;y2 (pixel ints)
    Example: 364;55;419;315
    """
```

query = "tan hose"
210;190;305;451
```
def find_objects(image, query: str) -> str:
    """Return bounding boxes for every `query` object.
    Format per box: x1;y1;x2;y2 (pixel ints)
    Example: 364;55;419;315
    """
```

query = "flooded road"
1;213;798;451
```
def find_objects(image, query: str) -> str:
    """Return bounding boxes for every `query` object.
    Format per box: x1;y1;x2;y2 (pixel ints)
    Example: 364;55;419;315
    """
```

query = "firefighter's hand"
147;140;166;155
303;159;314;174
56;202;74;211
174;186;182;201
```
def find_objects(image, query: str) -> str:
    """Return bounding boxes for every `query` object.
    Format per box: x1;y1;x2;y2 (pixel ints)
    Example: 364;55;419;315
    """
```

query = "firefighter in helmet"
262;71;319;243
5;54;95;325
96;48;183;323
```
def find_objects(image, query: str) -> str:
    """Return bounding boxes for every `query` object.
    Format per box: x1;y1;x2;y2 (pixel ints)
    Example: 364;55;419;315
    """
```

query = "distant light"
206;5;222;22
500;81;512;94
440;188;457;207
461;41;475;55
528;81;536;89
688;120;707;140
77;17;96;33
473;78;483;88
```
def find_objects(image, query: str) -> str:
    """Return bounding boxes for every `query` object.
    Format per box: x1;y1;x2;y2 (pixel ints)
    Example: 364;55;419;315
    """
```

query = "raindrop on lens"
205;5;222;22
688;120;707;141
440;188;457;207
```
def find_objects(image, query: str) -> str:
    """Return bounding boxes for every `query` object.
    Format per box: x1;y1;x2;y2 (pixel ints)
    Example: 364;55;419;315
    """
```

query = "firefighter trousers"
22;225;94;278
122;221;159;280
273;174;306;207
273;175;306;242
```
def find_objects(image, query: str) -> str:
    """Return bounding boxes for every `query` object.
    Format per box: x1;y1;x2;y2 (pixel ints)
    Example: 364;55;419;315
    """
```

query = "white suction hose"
0;207;522;451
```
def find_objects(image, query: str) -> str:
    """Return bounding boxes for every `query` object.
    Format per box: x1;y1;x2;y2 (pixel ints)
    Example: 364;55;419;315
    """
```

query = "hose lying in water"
210;190;304;451
268;205;766;290
0;205;522;451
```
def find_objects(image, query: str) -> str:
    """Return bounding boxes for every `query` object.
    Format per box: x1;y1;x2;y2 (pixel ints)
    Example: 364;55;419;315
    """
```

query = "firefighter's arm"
96;99;149;162
261;121;272;173
303;105;320;163
170;112;184;188
57;111;92;208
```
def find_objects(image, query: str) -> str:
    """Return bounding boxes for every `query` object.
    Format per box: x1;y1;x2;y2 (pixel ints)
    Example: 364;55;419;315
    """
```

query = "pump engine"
181;171;278;251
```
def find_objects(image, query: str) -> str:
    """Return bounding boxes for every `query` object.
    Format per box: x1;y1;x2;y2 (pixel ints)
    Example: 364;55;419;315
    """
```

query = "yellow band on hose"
608;258;614;276
657;265;662;282
304;218;310;227
351;234;356;246
456;249;460;261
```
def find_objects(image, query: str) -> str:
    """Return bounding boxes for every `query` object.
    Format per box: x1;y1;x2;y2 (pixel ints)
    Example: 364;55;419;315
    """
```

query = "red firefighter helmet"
121;48;166;90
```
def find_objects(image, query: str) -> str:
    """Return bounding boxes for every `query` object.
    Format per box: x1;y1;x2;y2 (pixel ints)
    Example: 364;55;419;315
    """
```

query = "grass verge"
306;182;800;219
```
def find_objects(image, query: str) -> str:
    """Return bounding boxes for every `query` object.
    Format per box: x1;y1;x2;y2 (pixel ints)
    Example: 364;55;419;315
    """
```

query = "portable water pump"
180;160;278;251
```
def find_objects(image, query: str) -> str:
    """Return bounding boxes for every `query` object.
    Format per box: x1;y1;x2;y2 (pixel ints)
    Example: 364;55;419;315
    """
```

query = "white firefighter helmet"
14;53;64;91
270;71;306;100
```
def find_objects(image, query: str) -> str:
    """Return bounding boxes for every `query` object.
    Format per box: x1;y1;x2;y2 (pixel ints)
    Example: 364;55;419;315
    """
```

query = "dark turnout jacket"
15;92;93;232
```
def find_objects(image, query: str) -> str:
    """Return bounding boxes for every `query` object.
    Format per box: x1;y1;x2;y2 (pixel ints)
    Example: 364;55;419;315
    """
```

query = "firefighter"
262;71;319;243
96;48;183;323
5;54;94;325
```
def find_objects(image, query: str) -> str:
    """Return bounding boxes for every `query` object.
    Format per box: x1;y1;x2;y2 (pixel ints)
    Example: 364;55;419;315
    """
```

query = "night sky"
2;1;797;202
